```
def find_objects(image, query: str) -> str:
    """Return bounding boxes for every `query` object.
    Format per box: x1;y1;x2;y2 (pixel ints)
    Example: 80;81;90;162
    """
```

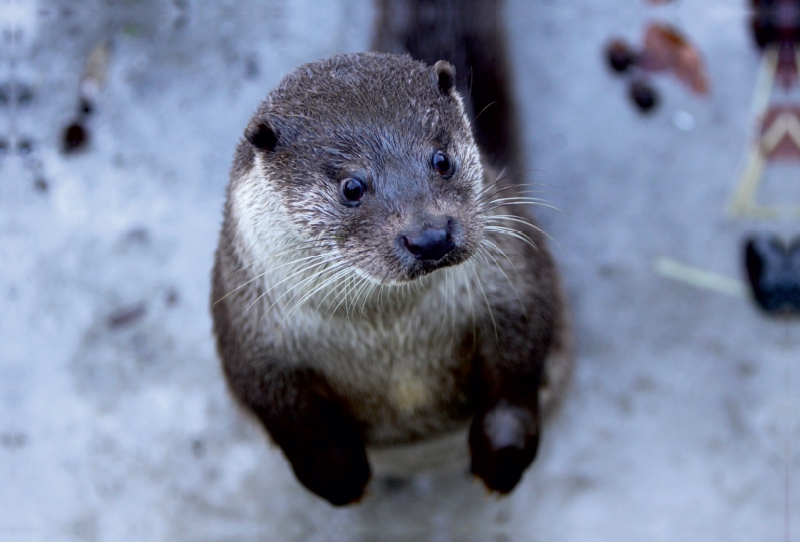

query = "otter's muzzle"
400;218;455;262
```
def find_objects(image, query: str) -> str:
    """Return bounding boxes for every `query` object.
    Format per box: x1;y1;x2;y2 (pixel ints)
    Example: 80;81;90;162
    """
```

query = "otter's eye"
340;177;366;205
432;151;453;177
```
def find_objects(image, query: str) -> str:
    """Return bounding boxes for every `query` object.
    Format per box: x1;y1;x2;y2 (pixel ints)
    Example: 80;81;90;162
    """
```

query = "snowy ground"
2;0;799;540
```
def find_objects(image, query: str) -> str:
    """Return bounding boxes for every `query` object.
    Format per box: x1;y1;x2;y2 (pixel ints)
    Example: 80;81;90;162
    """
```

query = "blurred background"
2;0;800;540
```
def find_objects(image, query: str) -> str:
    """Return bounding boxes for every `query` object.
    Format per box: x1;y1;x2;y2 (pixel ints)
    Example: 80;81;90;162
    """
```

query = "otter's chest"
279;286;476;444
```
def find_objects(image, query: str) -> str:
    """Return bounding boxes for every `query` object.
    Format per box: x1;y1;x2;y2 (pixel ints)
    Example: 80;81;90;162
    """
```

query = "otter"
211;3;571;507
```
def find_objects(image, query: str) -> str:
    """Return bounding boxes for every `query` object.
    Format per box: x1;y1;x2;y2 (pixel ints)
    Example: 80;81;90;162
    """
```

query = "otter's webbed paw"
286;434;371;506
469;400;540;494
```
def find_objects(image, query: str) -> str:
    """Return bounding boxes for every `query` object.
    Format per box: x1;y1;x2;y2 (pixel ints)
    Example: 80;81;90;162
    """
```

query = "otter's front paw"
469;401;539;494
289;441;371;506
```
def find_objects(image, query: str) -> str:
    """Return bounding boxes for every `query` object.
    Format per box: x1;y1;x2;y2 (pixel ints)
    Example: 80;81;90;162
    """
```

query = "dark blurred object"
639;23;710;94
165;288;180;307
751;0;800;49
629;79;659;112
744;234;800;315
17;85;34;106
606;39;638;73
79;97;93;116
17;138;32;154
604;17;709;113
107;303;147;329
751;0;800;88
61;42;108;155
0;84;33;107
123;228;151;245
33;178;49;192
63;122;88;153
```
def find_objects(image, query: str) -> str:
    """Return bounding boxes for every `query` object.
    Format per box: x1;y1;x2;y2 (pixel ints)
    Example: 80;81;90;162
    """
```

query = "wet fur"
212;51;571;504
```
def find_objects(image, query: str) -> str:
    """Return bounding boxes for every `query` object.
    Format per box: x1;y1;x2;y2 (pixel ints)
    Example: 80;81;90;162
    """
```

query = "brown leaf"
639;23;710;95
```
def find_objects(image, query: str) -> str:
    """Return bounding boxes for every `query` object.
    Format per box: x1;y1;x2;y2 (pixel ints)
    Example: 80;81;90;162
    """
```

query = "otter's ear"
245;118;279;152
432;60;457;96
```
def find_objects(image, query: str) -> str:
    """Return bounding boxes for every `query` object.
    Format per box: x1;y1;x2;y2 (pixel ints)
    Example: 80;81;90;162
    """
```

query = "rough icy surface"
2;0;799;540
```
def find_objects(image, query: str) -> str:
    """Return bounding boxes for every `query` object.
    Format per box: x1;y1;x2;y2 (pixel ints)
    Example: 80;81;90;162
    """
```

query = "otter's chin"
388;245;476;284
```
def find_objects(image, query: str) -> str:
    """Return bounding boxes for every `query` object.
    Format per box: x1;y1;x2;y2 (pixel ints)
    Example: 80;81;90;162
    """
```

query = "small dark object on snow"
629;79;659;112
744;234;800;315
191;439;205;458
124;228;150;245
107;303;147;329
17;85;34;106
165;288;180;307
606;39;637;73
17;139;33;154
79;97;93;116
33;178;49;192
0;433;27;450
63;122;88;152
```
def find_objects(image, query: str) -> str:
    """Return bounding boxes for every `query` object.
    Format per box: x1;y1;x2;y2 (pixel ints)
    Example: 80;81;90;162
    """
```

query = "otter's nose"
401;222;455;261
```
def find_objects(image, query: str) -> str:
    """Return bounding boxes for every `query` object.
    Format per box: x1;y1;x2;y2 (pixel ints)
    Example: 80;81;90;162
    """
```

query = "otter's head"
243;53;485;284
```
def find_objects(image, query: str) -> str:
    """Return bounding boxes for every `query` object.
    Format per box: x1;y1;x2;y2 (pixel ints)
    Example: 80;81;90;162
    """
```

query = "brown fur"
211;51;571;505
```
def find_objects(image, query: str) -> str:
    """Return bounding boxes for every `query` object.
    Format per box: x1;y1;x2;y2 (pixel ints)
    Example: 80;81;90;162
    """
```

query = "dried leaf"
639;23;710;94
